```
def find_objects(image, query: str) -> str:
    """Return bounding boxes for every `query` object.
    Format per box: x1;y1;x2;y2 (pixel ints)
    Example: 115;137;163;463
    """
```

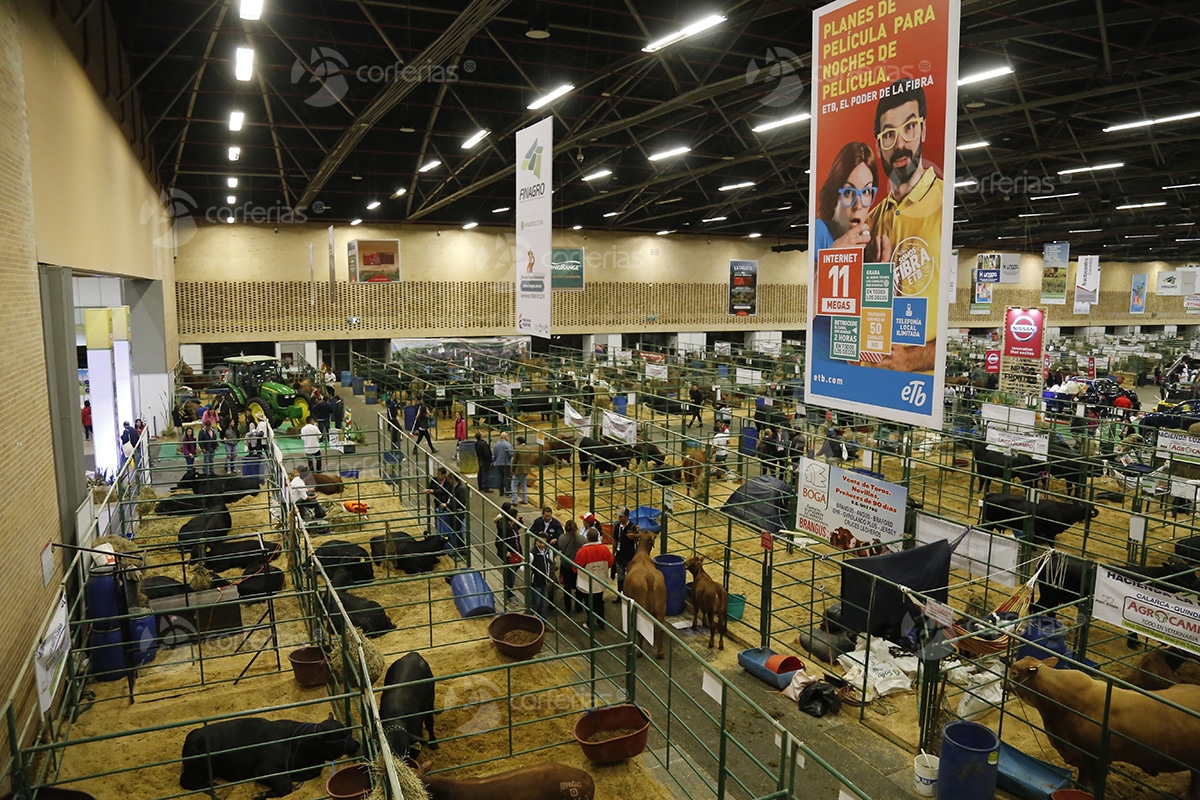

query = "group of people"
182;410;268;477
471;431;542;506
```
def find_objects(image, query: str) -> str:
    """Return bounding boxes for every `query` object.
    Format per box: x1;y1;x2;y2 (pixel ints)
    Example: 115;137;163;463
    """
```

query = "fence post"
917;638;954;752
760;544;773;649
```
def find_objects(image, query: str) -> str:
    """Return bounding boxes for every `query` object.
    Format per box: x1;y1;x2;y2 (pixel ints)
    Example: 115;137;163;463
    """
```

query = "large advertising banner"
795;457;907;551
999;307;1046;395
1041;242;1069;305
1130;273;1148;314
729;260;759;316
515;117;553;338
1157;271;1181;296
1075;254;1100;304
551;247;584;290
348;239;400;282
806;0;959;429
1093;567;1200;656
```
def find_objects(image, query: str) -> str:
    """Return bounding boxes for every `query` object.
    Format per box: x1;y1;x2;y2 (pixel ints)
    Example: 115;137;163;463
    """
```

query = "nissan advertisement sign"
984;349;1001;374
1002;308;1045;360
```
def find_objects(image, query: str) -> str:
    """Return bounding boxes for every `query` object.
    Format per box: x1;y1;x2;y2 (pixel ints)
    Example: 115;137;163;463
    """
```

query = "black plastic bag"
797;681;842;718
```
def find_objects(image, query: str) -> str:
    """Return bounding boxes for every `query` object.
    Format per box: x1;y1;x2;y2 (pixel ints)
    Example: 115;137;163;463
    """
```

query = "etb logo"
901;380;927;407
1009;314;1039;342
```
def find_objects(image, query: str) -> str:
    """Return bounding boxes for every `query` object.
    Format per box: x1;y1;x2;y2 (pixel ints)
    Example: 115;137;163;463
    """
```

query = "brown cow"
829;527;886;557
623;528;667;659
684;555;726;650
682;449;707;495
1129;648;1195;691
310;471;344;494
1010;655;1200;798
418;761;594;800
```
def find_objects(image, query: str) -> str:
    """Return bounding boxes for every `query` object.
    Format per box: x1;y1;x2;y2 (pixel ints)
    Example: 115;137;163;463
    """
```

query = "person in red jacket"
81;400;93;440
574;529;614;630
453;412;467;462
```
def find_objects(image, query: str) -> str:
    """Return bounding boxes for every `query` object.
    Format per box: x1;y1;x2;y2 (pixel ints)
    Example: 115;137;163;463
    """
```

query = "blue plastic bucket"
937;720;1000;800
128;610;159;666
89;627;126;680
341;370;353;387
450;571;496;618
727;594;746;621
653;554;687;616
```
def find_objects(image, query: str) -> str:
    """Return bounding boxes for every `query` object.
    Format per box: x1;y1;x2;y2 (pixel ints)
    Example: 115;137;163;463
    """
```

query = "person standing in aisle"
494;502;522;608
557;517;586;614
474;432;493;492
180;426;197;469
312;393;333;446
528;506;564;607
300;416;323;472
511;436;536;506
447;471;469;553
686;383;705;428
329;389;345;432
197;418;219;476
222;419;239;473
610;508;638;599
575;529;614;630
385;391;401;448
412;400;436;452
244;413;266;477
492;432;514;500
453;412;467;462
81;400;93;441
529;538;554;619
758;427;778;477
712;425;731;478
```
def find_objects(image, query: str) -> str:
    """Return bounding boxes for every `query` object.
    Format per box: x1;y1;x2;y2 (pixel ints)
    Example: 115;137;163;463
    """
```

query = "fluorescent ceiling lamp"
1018;212;1054;218
996;235;1022;240
702;216;727;223
227;177;238;188
1179;237;1200;242
228;146;241;161
954;179;977;188
957;65;1012;86
648;146;690;162
956;140;989;150
748;232;762;239
789;223;806;228
229;111;245;131
751;112;811;133
776;205;793;211
239;0;263;20
527;84;574;110
1031;192;1080;201
235;47;254;81
491;206;510;213
642;14;726;53
656;230;671;236
1069;228;1102;233
226;195;236;204
1116;201;1167;210
719;181;755;191
582;169;612;182
1178;221;1197;225
366;201;381;210
350;218;363;226
1057;162;1123;175
1125;234;1156;239
461;129;490;149
1164;182;1200;190
391;187;407;198
462;222;478;230
1104;110;1200;133
418;160;441;173
572;225;582;230
603;211;620;218
225;216;235;224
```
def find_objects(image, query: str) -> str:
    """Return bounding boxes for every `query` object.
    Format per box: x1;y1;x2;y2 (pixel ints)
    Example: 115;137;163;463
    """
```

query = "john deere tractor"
217;356;309;429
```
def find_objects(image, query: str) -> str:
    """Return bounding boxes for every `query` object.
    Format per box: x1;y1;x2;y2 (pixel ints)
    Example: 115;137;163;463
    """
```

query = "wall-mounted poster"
551;247;584;290
1130;274;1148;314
1041;242;1069;305
805;0;959;429
971;268;993;314
348;239;400;283
1157;271;1181;296
729;260;758;316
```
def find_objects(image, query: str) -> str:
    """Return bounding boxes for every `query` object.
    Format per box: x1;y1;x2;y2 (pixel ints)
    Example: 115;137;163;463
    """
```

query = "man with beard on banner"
868;78;943;374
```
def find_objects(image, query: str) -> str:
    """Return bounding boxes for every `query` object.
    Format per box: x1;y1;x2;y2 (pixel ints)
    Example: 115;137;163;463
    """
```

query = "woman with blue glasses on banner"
812;141;879;253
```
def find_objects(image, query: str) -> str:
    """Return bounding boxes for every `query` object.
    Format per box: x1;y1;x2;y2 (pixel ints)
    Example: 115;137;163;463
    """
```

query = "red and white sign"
1088;357;1096;379
761;532;774;551
1002;307;1045;360
984;349;1001;374
815;249;863;316
1044;353;1052;378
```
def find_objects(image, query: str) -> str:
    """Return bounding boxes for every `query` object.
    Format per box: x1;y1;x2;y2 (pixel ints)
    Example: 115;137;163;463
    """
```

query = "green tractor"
217;356;309;429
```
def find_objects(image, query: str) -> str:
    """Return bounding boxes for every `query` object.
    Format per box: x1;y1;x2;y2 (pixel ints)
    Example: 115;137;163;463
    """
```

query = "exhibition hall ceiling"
108;0;1200;257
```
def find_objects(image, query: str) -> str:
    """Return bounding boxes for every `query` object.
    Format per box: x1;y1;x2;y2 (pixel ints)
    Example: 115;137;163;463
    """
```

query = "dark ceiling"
107;0;1200;259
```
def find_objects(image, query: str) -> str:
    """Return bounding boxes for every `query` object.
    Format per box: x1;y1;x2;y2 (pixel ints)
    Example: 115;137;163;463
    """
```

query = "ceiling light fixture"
491;207;510;214
1104;110;1200;133
1069;228;1102;233
462;222;478;230
461;129;490;149
1164;182;1200;190
956;140;989;150
957;65;1013;86
1116;201;1167;210
239;0;263;20
366;201;381;210
748;232;762;239
954;179;977;188
226;195;236;204
642;14;726;53
1124;234;1156;239
391;188;407;198
235;47;254;81
1057;162;1124;175
1018;212;1055;218
350;218;363;226
228;146;241;161
1030;192;1081;201
572;225;582;230
527;84;574;110
582;169;612;182
702;216;727;223
648;146;690;162
227;177;238;189
656;230;671;236
603;211;620;218
719;181;755;191
1178;237;1200;242
751;112;811;133
225;216;235;224
418;160;441;173
229;110;245;131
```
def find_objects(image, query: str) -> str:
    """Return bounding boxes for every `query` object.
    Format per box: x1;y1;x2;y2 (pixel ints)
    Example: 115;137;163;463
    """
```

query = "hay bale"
1189;422;1200;437
327;631;385;687
188;566;217;591
367;755;429;800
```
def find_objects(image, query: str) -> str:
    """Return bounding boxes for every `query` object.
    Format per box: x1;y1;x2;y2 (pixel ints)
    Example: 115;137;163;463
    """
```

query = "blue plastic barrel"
739;426;759;457
653;554;687;616
403;405;418;431
128;610;159;666
718;364;729;378
937;720;1000;800
85;571;121;628
351;376;365;396
341;370;353;387
89;627;126;680
613;395;628;415
364;383;378;404
450;571;496;618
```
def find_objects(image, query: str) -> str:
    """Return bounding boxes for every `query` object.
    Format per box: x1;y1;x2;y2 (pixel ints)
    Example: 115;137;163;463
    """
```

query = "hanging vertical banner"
806;0;959;429
971;268;995;314
1130;274;1148;314
999;253;1021;284
308;242;315;306
1075;254;1100;303
999;307;1046;395
1041;242;1069;305
515;116;553;338
729;260;759;316
327;225;337;300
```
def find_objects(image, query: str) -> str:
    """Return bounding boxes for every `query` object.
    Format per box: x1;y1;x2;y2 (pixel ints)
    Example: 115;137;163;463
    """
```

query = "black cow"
331;590;395;637
238;565;284;599
177;469;263;503
140;576;190;601
177;501;232;551
631;440;667;469
179;714;358;796
155;495;211;516
979;493;1098;544
314;540;374;584
193;536;278;573
579;437;636;480
971;441;1044;494
380;653;438;760
1044;435;1093;499
541;435;576;464
371;532;445;574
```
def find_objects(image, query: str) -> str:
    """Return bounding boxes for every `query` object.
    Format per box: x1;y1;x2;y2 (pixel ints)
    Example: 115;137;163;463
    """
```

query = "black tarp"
721;475;795;534
839;540;952;638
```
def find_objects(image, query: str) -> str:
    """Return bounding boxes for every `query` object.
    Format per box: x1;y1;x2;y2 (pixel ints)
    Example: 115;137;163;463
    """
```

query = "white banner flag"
563;400;590;431
1093;567;1200;655
515;117;553;338
601;411;637;444
1075;255;1100;304
645;363;668;381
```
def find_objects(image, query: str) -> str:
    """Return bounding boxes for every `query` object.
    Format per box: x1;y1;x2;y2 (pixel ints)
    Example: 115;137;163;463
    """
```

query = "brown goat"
622;529;666;659
684;555;726;650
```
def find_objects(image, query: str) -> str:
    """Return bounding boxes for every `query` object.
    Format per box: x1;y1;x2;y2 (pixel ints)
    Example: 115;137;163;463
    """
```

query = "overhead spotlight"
648;146;690;162
572;225;582;230
391;187;407;198
528;84;574;110
461;129;490;149
492;206;511;213
957;65;1012;86
227;177;238;188
366;201;381;210
719;181;755;192
228;146;241;161
235;47;254;81
702;216;727;223
350;218;363;226
643;14;726;53
226;195;237;204
462;222;478;230
1057;162;1124;175
656;230;671;236
239;0;263;20
747;232;762;239
225;216;235;224
229;110;245;131
418;160;441;173
956;140;989;150
751;112;811;133
525;3;551;39
582;169;612;182
603;211;620;218
954;179;977;188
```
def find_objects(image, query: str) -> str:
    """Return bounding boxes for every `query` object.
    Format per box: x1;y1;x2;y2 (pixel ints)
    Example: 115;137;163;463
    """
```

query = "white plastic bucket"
914;753;939;797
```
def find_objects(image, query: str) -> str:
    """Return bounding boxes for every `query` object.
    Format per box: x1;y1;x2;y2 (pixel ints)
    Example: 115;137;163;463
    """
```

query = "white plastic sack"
957;672;1004;720
780;667;820;701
